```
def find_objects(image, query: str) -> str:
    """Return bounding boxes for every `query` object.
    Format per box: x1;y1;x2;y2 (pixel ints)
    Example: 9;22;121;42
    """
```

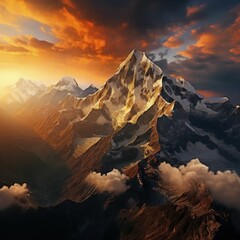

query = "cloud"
155;9;240;104
187;4;206;18
159;159;240;211
197;89;220;98
0;0;194;59
163;33;184;49
86;169;129;195
0;183;31;210
0;44;29;54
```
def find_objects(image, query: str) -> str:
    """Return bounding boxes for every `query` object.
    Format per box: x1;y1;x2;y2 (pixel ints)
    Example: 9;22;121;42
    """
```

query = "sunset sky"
0;0;239;103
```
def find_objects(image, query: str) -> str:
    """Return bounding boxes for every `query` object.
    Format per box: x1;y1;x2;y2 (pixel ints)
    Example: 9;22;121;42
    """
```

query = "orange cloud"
0;44;29;54
230;48;240;55
0;0;107;55
163;33;184;49
0;0;124;90
179;13;240;62
187;4;205;17
197;90;219;98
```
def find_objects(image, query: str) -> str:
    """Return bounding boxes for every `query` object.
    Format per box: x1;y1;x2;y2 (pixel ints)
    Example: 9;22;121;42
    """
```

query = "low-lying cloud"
159;159;240;211
86;169;129;195
0;183;30;210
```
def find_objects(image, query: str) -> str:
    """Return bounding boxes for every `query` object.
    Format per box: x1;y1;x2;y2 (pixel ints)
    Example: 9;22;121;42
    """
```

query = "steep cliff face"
120;184;220;240
157;76;240;173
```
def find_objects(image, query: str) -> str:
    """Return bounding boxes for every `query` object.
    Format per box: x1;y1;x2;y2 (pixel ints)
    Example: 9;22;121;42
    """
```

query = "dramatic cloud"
0;0;239;102
156;9;240;104
159;159;240;211
86;169;129;195
0;0;195;59
0;183;31;210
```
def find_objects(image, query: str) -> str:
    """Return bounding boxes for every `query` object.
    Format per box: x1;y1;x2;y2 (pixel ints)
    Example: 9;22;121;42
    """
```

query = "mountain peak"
17;78;27;84
125;49;148;64
1;78;46;105
80;84;98;98
57;76;78;86
88;84;96;88
129;49;146;59
16;78;33;88
54;76;82;92
115;49;162;80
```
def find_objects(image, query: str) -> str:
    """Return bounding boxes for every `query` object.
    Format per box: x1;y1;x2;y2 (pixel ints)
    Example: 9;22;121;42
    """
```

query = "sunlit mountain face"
0;1;240;240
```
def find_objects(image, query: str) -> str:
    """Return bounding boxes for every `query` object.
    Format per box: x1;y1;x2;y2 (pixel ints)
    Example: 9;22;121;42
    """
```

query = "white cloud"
86;169;129;195
159;159;240;211
0;183;30;210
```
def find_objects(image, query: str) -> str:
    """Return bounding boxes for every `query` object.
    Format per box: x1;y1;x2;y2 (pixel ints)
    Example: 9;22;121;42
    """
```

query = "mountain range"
0;76;98;111
0;50;239;239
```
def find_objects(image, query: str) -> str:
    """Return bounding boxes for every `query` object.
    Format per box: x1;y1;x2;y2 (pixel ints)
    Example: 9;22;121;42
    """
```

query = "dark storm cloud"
155;54;240;104
72;0;191;32
66;0;196;56
153;1;240;104
186;0;239;22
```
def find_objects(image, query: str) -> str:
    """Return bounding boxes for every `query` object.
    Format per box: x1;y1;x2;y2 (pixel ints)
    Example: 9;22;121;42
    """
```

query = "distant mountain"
15;77;98;128
80;84;98;97
30;76;83;106
54;76;83;95
0;78;46;110
0;77;98;112
7;78;46;103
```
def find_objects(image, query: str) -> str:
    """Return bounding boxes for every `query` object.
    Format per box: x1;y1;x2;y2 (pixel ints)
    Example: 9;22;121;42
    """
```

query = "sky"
0;0;239;103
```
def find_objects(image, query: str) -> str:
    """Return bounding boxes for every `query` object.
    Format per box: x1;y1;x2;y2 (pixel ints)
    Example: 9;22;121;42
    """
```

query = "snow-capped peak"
173;77;196;94
54;76;82;92
2;78;46;104
115;49;162;77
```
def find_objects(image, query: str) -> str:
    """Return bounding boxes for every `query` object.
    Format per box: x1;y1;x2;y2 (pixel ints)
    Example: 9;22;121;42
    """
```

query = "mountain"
54;76;83;95
157;76;240;173
80;84;98;97
29;76;83;106
0;50;239;239
33;50;173;161
0;78;46;110
18;50;239;204
15;76;97;129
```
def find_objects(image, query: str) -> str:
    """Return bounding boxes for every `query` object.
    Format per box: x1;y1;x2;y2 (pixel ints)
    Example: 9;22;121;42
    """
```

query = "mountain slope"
33;50;174;161
0;110;69;206
157;76;240;173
